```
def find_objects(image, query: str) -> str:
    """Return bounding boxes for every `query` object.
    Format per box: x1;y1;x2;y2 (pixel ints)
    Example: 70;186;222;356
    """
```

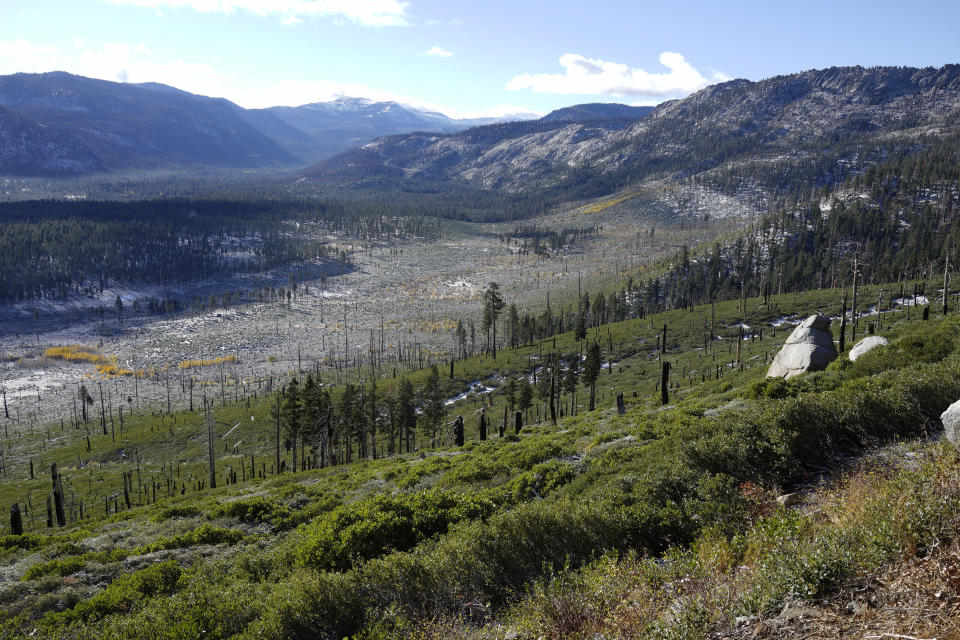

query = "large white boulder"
767;315;838;379
941;400;960;445
848;336;889;362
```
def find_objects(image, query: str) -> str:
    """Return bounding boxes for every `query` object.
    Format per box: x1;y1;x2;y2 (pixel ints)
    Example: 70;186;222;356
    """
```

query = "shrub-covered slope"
2;290;960;638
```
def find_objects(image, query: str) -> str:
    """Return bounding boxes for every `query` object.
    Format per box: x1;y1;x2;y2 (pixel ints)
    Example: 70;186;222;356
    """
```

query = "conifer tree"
420;366;446;444
583;341;602;411
281;379;301;472
397;377;417;453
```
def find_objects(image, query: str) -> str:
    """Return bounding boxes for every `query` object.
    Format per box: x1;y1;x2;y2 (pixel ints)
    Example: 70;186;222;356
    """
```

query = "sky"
1;0;959;119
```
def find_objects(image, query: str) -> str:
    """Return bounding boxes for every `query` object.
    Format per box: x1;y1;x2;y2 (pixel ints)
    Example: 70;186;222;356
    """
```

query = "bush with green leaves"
135;524;243;554
41;560;183;628
293;489;496;571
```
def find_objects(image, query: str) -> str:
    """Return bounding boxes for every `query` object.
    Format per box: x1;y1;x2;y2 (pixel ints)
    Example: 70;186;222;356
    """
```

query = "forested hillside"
641;130;960;311
0;198;441;302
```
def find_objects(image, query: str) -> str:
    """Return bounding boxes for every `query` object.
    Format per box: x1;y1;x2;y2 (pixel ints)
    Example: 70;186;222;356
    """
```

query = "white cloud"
0;39;218;93
98;0;409;27
0;40;62;73
421;46;452;57
507;52;727;99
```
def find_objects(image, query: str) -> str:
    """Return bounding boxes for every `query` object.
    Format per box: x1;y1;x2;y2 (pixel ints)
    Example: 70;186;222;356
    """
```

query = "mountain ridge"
0;73;540;174
303;64;960;200
0;71;297;174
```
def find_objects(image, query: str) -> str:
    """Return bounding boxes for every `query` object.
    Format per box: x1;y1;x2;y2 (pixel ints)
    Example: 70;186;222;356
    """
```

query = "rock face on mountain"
848;336;889;361
767;315;838;379
306;65;960;195
940;400;960;445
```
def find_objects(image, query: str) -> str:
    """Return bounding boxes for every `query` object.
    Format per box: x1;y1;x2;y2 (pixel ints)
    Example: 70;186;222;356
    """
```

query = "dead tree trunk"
661;361;671;405
51;463;65;527
205;397;216;489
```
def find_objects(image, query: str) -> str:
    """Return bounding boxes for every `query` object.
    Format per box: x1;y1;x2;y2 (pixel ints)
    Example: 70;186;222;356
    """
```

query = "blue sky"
1;0;958;118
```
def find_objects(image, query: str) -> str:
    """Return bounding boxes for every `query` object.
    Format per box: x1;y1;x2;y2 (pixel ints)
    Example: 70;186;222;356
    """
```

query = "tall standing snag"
205;397;216;489
51;463;65;527
661;361;671;405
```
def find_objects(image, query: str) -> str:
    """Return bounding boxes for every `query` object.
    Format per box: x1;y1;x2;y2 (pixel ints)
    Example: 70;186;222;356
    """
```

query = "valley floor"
0;185;725;428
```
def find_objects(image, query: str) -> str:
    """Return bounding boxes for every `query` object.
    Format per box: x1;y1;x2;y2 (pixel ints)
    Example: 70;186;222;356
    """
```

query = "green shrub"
294;489;495;570
210;496;289;526
43;560;183;627
134;524;242;554
150;504;203;523
0;534;48;552
22;549;129;581
244;570;363;640
496;460;577;503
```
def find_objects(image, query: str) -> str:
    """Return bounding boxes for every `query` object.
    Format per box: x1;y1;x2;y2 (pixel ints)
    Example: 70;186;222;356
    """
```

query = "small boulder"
777;492;801;507
941;399;960;445
767;315;838;379
848;336;888;361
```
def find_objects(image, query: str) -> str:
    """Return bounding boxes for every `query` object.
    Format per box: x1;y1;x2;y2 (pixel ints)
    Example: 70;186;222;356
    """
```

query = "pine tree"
420;366;446;444
504;377;517;412
481;282;506;357
397;377;417;453
517;377;533;415
583;341;602;412
562;356;580;406
301;374;327;467
281;379;301;472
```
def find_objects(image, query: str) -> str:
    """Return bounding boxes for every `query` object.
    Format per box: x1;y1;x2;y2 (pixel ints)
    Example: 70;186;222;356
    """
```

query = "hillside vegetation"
1;282;959;638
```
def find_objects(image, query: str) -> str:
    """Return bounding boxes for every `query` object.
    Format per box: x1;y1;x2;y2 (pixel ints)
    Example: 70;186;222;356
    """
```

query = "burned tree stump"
10;504;22;535
453;415;464;447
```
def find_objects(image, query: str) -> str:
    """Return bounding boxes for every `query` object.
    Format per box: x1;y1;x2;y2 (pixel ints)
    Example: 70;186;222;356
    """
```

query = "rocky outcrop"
940;400;960;445
767;315;838;379
848;336;889;361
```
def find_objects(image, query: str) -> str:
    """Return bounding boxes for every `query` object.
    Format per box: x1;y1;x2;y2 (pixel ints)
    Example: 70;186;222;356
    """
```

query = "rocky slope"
305;65;960;196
